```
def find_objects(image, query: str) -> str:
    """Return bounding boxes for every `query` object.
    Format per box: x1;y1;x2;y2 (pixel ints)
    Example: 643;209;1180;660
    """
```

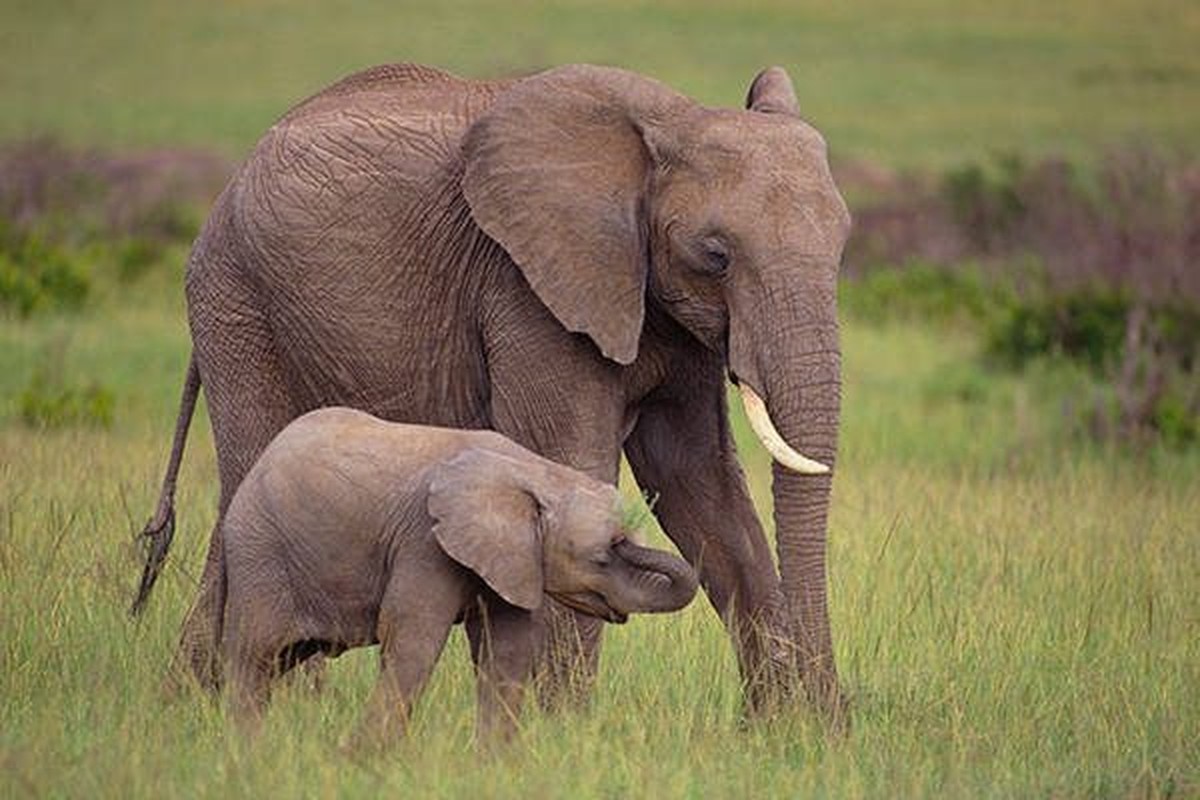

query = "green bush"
110;236;165;283
0;141;217;300
846;260;1199;449
842;260;1012;326
0;222;173;315
986;291;1198;373
18;370;114;429
941;152;1029;251
1151;389;1198;447
985;290;1199;449
985;288;1130;370
0;224;90;315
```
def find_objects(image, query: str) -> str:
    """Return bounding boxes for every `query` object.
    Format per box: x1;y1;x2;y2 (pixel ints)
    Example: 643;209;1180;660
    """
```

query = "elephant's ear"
745;66;800;117
462;65;691;365
427;448;543;610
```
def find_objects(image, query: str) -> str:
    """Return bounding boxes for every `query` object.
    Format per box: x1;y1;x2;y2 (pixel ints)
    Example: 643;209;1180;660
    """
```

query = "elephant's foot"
346;678;412;755
801;661;850;735
533;601;603;713
161;636;223;701
741;665;849;734
736;616;850;733
157;640;222;706
738;629;800;720
730;606;794;717
167;593;226;696
281;652;328;694
343;714;406;756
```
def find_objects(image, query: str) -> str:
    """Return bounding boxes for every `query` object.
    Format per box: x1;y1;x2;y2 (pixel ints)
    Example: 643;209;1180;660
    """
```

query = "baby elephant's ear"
427;448;543;611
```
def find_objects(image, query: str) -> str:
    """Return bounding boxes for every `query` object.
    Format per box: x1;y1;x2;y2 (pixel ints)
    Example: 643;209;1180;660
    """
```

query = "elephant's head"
463;65;849;698
427;447;699;620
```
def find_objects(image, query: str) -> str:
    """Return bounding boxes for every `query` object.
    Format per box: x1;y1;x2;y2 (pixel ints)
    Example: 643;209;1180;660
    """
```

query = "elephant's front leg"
464;598;537;744
484;300;626;711
624;362;791;715
353;561;466;750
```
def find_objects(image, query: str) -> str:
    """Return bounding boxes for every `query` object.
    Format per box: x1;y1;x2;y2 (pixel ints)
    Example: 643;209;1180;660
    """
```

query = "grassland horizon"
4;1;1199;167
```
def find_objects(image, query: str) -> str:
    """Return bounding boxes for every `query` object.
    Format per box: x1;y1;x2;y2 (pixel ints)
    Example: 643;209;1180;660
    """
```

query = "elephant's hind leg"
172;243;299;693
225;644;275;736
465;599;537;744
222;623;274;738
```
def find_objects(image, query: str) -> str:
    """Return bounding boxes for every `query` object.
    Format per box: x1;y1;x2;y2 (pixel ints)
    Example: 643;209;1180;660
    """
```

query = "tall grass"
2;280;1196;797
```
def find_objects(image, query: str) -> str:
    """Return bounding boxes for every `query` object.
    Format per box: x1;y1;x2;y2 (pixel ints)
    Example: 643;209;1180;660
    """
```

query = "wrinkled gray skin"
138;62;851;719
218;408;697;741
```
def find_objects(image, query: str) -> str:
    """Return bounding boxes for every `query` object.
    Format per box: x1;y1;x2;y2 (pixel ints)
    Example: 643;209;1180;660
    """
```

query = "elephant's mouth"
549;591;628;625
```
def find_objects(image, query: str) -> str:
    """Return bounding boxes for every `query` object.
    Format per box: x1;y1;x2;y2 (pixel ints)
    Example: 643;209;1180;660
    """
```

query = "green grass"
1;268;1196;797
3;0;1198;167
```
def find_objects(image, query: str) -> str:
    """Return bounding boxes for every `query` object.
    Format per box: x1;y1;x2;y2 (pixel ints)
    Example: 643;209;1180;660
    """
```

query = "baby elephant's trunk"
613;539;699;613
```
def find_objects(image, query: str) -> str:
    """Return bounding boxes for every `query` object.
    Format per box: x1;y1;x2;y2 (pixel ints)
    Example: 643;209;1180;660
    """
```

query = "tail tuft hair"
130;508;176;616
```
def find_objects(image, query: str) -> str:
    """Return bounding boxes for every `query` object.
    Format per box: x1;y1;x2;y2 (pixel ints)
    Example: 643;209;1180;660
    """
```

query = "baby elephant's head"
536;484;698;623
427;446;698;621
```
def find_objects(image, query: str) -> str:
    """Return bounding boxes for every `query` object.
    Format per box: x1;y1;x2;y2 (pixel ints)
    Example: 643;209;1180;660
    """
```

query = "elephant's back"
287;63;462;112
227;409;432;547
275;62;511;129
253;409;541;491
255;408;506;480
238;62;501;218
220;65;508;425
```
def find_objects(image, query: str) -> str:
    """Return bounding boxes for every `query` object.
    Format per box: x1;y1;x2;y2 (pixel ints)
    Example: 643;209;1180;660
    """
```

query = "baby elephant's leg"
221;592;284;735
353;568;465;749
465;600;537;744
225;642;274;735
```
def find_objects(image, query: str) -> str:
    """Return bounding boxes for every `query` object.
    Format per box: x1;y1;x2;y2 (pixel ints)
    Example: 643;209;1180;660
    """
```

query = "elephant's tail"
130;353;201;616
213;524;229;661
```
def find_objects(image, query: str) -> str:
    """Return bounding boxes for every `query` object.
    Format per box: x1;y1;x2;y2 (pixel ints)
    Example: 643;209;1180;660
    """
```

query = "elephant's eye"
696;236;731;276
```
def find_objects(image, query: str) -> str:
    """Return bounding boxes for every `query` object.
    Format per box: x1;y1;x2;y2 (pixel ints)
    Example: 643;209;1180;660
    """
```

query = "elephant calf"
218;407;698;742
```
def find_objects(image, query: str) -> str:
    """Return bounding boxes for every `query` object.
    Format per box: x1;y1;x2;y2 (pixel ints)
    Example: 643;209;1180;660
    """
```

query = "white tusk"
738;383;830;475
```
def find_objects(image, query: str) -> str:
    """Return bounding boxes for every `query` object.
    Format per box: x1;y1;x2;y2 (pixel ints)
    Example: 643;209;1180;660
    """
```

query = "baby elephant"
218;407;698;742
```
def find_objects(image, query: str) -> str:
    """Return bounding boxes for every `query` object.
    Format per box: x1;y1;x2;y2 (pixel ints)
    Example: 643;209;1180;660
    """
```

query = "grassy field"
3;0;1199;167
3;1;1199;797
2;268;1196;797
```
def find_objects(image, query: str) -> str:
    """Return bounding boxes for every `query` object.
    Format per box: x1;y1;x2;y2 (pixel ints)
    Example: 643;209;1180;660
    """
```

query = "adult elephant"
133;62;851;719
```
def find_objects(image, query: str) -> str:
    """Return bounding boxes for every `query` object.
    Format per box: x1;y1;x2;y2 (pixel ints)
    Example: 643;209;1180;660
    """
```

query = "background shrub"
841;145;1200;449
18;371;114;429
841;260;1012;327
0;140;228;314
0;139;223;247
0;223;90;315
985;288;1132;370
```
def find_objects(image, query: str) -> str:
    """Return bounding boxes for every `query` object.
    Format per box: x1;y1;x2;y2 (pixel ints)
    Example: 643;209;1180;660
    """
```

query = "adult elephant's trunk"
772;451;841;713
729;270;844;719
612;539;699;613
